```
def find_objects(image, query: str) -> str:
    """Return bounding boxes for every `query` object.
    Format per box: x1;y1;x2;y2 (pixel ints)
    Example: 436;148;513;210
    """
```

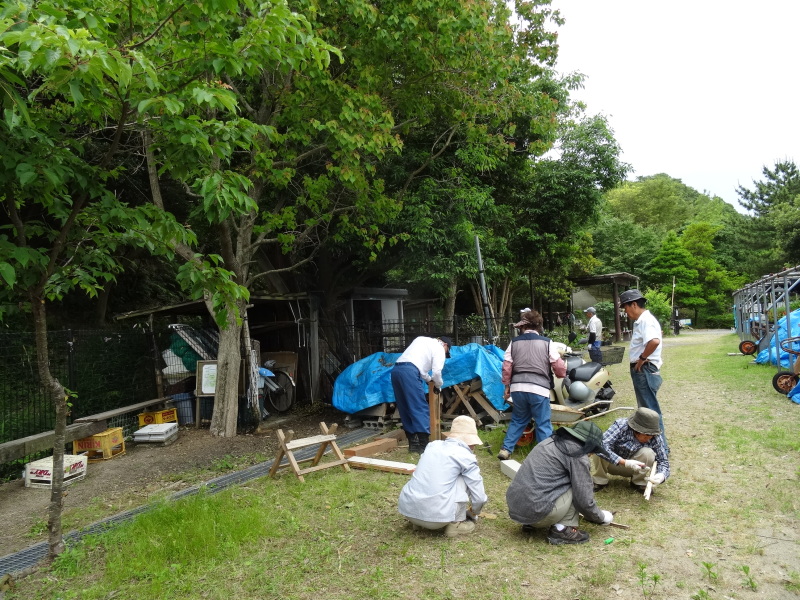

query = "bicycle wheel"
267;371;295;413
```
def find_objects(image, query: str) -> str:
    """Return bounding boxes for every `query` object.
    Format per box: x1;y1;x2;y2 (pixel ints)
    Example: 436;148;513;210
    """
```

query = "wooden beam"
72;398;168;422
468;389;501;424
428;382;441;441
343;438;398;458
347;456;416;475
0;421;108;464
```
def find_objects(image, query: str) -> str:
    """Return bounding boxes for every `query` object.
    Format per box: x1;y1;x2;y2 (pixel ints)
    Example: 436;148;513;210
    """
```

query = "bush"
644;288;672;330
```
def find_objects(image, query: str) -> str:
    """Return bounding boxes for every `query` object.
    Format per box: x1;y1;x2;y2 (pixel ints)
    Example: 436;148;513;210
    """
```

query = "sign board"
195;360;217;397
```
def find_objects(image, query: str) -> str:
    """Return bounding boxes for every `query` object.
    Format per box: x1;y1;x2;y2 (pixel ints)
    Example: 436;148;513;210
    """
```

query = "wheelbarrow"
771;336;800;394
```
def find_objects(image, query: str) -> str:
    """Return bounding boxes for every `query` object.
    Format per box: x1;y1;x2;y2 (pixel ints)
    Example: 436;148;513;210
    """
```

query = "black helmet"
619;289;645;305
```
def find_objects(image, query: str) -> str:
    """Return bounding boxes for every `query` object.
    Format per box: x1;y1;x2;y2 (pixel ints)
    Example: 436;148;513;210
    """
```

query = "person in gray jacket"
506;421;613;544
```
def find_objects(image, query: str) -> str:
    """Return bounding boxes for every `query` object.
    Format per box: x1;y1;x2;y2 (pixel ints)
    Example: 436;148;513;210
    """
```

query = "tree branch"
128;3;187;50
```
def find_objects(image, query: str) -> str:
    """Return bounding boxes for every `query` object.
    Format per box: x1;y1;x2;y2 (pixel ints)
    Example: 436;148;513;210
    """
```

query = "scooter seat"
564;356;584;372
570;362;603;382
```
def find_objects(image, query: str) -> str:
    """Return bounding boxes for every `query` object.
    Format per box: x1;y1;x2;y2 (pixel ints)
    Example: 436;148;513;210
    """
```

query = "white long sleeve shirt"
396;336;447;388
398;438;488;522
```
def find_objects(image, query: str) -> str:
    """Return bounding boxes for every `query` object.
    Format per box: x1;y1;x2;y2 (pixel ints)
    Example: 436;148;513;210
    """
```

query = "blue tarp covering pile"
332;343;508;414
754;308;800;369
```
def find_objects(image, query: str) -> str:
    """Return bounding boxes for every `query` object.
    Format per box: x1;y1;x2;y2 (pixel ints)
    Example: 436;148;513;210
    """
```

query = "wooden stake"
643;461;657;501
428;382;441;441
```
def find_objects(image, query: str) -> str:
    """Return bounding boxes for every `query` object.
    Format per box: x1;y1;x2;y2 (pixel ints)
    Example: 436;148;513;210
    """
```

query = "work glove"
645;472;665;486
624;459;648;471
601;510;614;525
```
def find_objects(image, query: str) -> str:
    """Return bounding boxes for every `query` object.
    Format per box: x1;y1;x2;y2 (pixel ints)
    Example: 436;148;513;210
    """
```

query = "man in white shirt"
619;289;668;452
391;335;452;453
583;306;603;363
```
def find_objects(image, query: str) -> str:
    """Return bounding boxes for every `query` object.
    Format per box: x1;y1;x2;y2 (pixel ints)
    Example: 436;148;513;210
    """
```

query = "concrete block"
500;459;522;480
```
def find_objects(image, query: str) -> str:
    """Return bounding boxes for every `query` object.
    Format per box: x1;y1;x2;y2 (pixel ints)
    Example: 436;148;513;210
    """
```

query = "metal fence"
0;329;158;480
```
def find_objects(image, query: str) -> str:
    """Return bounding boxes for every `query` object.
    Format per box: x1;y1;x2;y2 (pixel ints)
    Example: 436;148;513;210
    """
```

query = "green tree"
736;160;800;273
0;2;196;557
646;231;704;313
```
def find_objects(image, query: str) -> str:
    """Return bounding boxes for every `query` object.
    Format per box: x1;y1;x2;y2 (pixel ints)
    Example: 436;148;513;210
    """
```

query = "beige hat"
447;416;482;446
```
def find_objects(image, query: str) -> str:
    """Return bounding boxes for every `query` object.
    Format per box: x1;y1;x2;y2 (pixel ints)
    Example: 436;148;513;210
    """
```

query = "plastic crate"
25;455;87;489
138;408;178;427
598;345;625;365
73;427;126;461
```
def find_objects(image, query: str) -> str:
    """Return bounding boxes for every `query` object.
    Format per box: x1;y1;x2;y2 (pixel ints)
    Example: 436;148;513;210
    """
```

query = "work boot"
497;448;510;460
417;433;430;453
408;433;421;454
444;520;476;538
546;525;589;545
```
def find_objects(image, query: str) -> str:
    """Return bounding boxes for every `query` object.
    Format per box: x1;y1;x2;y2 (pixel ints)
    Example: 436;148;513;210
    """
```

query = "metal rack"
732;265;800;378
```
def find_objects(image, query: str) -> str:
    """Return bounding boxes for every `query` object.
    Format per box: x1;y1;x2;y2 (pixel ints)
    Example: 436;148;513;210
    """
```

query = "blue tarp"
332;343;507;414
754;308;800;369
788;380;800;404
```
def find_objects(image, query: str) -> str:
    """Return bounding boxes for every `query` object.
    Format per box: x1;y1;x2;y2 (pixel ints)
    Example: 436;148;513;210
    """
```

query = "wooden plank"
343;438;398;458
468;389;501;424
285;434;336;450
0;421;108;464
376;429;407;442
73;398;168;423
298;459;349;475
347;456;416;474
452;384;479;420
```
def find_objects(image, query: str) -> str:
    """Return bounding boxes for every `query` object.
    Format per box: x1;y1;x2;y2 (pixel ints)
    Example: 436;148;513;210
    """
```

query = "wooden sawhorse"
268;422;350;482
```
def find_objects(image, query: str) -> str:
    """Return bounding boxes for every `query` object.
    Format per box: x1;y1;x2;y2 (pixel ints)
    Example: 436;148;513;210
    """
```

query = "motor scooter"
549;341;615;416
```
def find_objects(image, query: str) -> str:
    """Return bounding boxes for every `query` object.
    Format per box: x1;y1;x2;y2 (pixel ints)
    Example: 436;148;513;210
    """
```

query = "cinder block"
500;459;522;480
343;438;398;457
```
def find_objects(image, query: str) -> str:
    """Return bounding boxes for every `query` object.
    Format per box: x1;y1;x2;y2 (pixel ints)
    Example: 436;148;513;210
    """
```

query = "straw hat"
447;416;482;446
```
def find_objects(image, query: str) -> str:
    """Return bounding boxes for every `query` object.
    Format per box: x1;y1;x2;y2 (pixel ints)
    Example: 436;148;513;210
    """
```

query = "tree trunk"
31;299;67;559
209;310;243;437
443;278;457;335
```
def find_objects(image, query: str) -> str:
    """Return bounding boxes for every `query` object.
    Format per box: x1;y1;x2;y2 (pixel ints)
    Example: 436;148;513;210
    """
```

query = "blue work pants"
502;391;552;452
390;362;430;434
630;362;668;450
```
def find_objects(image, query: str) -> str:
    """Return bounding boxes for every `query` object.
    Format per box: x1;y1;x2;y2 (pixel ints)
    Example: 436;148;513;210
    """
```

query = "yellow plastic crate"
73;427;126;462
138;408;178;427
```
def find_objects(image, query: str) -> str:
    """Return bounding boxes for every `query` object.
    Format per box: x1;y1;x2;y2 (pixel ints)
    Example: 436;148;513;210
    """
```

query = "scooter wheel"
772;371;798;395
739;340;758;355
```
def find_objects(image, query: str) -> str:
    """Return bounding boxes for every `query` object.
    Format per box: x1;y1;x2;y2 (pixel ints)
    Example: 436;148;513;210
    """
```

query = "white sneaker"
444;520;476;537
497;448;510;460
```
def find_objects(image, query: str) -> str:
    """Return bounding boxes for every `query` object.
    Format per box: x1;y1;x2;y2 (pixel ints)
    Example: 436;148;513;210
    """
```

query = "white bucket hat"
447;415;482;446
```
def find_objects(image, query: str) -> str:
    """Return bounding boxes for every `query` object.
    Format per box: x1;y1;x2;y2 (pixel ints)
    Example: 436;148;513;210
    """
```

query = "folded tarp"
332;343;507;415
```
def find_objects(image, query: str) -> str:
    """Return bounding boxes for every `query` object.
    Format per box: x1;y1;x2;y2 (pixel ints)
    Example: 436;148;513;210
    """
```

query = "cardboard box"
25;455;87;489
138;408;178;427
73;427;126;461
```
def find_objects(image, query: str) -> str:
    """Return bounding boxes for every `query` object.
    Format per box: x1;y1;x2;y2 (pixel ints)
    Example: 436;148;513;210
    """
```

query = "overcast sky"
548;0;800;211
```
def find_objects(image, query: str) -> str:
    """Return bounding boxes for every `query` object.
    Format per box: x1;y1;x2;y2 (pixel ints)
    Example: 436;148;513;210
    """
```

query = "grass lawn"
7;332;800;599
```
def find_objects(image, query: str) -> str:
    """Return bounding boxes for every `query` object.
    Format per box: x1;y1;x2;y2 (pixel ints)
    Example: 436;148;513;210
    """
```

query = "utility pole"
474;235;494;342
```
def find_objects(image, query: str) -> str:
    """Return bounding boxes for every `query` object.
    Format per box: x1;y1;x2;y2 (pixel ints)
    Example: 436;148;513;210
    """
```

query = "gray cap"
619;289;645;305
627;408;661;436
584;306;596;314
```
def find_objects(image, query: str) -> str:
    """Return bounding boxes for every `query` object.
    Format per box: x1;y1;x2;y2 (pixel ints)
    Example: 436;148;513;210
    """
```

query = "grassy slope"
9;333;800;600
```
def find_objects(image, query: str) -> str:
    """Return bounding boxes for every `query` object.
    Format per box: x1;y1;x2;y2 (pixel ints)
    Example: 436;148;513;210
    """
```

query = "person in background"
497;310;566;460
582;306;603;364
506;421;614;545
619;289;669;452
398;416;488;537
391;335;452;453
591;407;670;494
